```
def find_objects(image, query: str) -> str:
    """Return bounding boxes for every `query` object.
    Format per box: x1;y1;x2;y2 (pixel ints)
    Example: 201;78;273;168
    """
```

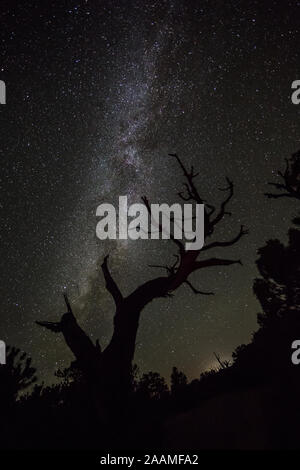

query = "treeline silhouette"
0;151;299;450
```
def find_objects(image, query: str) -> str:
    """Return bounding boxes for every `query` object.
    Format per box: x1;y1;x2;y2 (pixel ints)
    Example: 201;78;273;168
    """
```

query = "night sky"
1;0;300;384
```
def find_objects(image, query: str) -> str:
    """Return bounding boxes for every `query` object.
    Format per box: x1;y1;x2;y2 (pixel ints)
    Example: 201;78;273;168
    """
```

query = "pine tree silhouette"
233;151;300;382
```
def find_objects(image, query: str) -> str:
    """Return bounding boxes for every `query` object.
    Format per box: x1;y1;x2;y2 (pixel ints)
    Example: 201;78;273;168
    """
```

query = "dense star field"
1;0;300;383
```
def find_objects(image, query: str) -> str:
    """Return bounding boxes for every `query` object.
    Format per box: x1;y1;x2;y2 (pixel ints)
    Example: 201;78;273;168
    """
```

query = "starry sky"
1;0;300;383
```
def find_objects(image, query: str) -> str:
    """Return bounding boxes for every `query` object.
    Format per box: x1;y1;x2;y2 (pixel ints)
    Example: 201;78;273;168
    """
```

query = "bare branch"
148;264;171;272
141;195;185;255
169;153;203;204
63;292;73;315
183;182;194;200
264;192;296;199
213;352;230;369
185;280;214;296
210;177;234;227
193;257;242;271
37;152;246;400
202;225;248;252
35;320;62;332
36;292;75;332
204;202;216;216
178;191;192;201
148;255;180;276
101;255;123;307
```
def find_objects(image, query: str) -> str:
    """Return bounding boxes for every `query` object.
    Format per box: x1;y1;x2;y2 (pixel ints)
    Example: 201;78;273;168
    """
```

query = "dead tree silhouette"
36;154;247;418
